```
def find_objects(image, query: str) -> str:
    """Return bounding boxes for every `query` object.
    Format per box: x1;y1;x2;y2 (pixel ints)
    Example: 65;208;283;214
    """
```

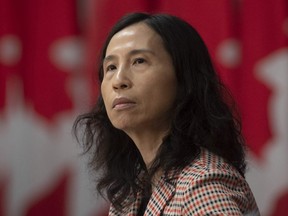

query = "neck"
124;128;168;167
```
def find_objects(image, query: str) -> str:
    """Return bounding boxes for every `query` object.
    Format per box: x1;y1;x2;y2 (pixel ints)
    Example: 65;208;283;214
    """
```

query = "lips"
112;97;136;110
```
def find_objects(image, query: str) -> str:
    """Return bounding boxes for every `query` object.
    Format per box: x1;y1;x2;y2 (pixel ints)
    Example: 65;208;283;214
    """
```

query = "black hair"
74;12;246;211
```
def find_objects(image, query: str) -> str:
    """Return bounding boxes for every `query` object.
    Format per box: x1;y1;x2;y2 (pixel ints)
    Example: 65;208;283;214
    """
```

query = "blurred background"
0;0;287;215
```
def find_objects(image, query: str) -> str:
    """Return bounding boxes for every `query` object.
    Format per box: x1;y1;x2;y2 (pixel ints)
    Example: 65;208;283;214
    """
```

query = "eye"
106;64;116;72
133;58;146;65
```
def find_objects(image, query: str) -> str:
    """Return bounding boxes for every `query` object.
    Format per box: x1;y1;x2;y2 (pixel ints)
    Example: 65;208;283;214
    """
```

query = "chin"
110;115;138;130
111;121;132;131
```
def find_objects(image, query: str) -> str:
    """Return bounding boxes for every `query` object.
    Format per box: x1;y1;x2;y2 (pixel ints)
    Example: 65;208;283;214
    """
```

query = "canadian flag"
240;0;288;215
1;0;287;216
0;0;105;215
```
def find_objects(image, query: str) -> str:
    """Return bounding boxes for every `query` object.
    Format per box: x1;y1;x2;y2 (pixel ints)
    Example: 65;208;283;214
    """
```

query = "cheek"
101;81;108;100
145;79;177;110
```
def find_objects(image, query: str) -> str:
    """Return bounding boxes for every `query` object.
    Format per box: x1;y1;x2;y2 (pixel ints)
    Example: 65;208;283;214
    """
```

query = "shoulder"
180;147;243;183
174;148;259;215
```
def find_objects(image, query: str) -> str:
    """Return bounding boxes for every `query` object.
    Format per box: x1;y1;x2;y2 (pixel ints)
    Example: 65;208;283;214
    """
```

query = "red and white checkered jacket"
109;148;260;215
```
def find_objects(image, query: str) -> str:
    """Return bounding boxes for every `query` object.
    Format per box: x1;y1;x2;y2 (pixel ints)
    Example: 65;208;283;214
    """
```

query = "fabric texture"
109;148;260;216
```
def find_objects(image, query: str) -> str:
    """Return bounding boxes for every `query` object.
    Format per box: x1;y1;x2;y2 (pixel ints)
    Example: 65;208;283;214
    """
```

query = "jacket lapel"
144;169;179;216
109;169;180;216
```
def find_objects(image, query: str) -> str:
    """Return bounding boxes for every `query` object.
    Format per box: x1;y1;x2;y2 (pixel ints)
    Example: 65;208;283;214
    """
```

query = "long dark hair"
74;12;246;210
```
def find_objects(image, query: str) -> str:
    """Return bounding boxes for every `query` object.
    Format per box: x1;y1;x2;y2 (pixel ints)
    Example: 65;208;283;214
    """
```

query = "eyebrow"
103;49;156;62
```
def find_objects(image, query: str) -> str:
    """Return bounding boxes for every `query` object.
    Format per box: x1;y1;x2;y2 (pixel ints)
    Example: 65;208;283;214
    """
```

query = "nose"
112;66;132;90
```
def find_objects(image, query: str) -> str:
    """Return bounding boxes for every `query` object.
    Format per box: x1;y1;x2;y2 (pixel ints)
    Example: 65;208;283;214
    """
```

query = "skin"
101;22;178;166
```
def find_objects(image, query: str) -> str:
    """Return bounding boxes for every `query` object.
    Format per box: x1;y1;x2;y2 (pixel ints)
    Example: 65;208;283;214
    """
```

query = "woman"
74;13;260;215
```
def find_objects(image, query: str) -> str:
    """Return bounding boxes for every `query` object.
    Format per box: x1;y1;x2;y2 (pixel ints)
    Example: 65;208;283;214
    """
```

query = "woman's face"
101;22;177;134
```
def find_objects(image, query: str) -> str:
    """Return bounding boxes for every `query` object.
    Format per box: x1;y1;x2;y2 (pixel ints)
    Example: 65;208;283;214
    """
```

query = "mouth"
112;97;136;110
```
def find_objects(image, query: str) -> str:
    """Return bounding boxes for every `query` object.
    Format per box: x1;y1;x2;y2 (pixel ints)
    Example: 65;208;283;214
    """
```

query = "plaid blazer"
109;148;260;216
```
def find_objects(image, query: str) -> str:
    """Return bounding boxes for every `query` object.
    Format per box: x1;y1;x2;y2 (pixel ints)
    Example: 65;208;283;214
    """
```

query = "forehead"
106;23;163;55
